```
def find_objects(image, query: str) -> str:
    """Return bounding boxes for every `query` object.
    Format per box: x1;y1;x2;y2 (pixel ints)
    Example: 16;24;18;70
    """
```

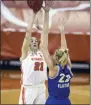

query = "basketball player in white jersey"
19;7;49;104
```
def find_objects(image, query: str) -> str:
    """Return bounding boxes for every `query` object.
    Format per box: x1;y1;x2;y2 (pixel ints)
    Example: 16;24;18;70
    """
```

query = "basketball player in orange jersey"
40;9;73;104
18;8;49;104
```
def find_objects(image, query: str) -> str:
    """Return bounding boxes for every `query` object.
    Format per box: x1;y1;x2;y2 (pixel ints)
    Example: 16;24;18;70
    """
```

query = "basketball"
27;0;43;13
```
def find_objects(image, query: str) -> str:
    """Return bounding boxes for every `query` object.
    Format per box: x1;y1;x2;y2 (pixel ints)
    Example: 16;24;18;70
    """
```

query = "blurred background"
1;0;90;104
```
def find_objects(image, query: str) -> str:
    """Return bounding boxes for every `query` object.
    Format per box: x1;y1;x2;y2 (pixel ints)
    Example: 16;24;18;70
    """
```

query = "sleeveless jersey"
21;50;47;85
48;64;73;98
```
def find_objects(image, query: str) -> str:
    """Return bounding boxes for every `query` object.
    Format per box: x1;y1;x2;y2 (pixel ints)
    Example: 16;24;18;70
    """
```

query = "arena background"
1;0;90;104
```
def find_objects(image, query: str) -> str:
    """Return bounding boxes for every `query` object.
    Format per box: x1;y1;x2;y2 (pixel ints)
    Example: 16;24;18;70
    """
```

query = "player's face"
30;37;38;50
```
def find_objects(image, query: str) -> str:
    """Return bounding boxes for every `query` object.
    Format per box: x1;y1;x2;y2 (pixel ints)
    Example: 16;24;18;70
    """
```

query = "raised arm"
20;11;36;61
40;7;55;71
40;8;49;48
59;19;72;68
59;19;67;49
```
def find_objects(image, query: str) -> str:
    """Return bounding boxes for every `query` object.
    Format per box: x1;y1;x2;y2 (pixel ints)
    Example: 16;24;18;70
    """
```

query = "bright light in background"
1;1;28;27
1;1;90;30
49;3;90;27
51;3;90;11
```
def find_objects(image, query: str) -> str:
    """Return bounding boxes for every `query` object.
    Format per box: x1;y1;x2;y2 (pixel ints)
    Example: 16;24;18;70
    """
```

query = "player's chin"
33;46;38;50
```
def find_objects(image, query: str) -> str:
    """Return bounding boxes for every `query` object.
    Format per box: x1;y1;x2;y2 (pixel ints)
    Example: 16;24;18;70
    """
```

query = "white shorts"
19;84;46;104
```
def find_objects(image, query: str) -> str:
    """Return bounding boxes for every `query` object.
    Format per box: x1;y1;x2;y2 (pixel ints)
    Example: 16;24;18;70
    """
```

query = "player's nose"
34;42;37;45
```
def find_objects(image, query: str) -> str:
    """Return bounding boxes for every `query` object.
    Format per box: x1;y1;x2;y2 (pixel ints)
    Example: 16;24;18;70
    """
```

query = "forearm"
45;80;49;99
21;34;30;53
46;87;49;99
22;11;36;49
20;34;30;61
60;26;67;49
67;54;72;67
27;11;36;33
20;11;36;60
41;10;49;48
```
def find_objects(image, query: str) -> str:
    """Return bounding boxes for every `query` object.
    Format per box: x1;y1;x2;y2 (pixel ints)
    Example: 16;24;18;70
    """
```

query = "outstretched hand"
61;18;66;25
58;18;66;31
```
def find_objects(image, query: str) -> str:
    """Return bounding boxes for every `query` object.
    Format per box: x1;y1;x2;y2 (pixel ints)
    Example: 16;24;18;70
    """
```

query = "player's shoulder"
66;65;71;70
56;64;62;70
66;65;74;76
54;64;62;75
37;50;44;56
21;52;33;61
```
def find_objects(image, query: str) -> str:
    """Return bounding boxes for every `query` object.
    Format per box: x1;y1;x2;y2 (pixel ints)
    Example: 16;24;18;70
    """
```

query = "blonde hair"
55;48;68;66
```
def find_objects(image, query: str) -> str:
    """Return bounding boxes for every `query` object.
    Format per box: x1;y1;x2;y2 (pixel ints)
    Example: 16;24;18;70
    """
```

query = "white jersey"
21;50;47;85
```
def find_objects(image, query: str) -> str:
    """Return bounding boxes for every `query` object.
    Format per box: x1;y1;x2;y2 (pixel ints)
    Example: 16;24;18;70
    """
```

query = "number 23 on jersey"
59;73;71;83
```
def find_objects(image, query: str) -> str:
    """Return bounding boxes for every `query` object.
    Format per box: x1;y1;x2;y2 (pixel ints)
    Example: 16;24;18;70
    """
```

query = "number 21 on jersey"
34;62;43;71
